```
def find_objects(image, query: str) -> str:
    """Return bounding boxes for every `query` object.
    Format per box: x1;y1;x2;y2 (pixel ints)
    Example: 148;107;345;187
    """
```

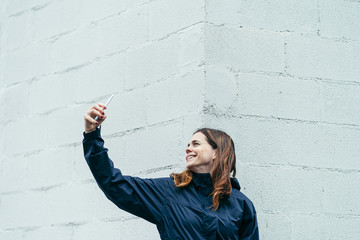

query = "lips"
186;154;196;161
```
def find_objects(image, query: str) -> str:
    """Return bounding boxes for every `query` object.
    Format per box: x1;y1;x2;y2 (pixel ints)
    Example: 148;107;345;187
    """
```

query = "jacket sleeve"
239;198;259;240
82;127;166;224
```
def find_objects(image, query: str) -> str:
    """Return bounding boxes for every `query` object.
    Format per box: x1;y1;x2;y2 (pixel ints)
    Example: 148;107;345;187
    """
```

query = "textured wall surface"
204;0;360;239
0;0;359;239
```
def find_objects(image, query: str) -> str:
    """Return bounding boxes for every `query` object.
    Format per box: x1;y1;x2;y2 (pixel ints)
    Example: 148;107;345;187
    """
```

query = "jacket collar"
230;177;241;190
190;172;241;190
191;172;212;188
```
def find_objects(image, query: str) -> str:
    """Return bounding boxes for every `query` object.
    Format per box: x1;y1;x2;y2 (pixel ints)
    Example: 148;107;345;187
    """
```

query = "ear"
212;149;217;160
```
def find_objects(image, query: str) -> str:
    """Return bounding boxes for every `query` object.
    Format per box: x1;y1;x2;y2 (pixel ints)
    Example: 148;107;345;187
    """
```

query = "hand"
84;103;107;133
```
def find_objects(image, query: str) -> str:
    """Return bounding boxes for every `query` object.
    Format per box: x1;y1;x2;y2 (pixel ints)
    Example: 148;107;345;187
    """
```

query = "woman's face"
186;132;216;173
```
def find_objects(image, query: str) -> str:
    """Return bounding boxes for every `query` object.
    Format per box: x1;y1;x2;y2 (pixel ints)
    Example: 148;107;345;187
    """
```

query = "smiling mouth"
186;155;196;161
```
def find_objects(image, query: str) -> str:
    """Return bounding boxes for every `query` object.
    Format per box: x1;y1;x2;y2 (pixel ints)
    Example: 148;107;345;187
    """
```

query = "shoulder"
127;176;174;188
232;190;255;208
150;177;174;185
229;178;256;213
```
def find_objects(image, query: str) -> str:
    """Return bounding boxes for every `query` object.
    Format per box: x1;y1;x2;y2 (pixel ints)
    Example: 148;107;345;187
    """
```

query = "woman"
83;103;259;240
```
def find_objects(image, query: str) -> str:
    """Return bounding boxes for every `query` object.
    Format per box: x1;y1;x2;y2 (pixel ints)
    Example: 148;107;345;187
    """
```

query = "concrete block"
75;54;126;104
235;72;322;121
77;0;152;26
51;6;149;73
290;214;360;240
146;70;204;125
290;214;325;240
320;82;360;125
182;113;204;146
0;191;47;228
73;221;125;240
0;150;4;183
286;35;360;82
148;0;203;40
0;118;43;156
177;24;204;74
94;6;149;56
258;213;291;240
103;89;147;134
50;24;100;73
0;82;30;122
44;104;89;147
24;147;74;190
240;164;324;215
0;1;6;21
125;24;203;90
43;183;125;225
122;218;159;240
323;171;360;215
2;11;33;51
33;0;80;41
206;24;285;73
205;66;238;109
78;0;129;26
0;154;26;193
4;0;50;17
122;121;183;174
0;230;23;240
202;116;360;171
24;226;72;240
0;104;85;156
235;72;360;125
206;0;318;35
1;42;52;85
324;215;360;239
0;65;3;89
319;0;360;40
28;72;78;115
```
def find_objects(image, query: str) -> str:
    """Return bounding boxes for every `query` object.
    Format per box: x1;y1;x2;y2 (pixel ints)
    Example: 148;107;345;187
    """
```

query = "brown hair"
171;128;236;211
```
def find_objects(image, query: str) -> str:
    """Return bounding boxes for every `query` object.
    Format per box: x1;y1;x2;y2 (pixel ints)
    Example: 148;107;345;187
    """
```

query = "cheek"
202;149;214;162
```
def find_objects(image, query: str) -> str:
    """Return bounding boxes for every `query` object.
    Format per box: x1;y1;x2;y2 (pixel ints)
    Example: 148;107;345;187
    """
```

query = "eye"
193;142;199;146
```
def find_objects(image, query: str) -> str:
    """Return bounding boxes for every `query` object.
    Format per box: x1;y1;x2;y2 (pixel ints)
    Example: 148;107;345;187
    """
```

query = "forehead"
190;132;207;142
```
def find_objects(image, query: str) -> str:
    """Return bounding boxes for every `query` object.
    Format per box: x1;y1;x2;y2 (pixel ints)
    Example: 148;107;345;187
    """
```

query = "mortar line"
203;111;360;129
241;161;360;174
205;21;360;43
211;64;360;87
261;209;360;218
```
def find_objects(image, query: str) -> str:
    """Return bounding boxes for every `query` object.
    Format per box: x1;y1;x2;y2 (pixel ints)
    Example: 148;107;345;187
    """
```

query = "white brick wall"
1;1;359;239
204;0;360;239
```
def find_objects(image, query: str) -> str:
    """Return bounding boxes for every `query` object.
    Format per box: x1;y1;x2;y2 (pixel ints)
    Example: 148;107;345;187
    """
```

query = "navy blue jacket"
83;128;259;240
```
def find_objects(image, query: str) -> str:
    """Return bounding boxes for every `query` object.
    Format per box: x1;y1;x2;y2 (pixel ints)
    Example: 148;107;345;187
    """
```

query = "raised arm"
82;104;166;224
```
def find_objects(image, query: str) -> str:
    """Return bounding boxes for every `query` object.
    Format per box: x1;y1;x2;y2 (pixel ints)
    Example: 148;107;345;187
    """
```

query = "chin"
186;164;194;171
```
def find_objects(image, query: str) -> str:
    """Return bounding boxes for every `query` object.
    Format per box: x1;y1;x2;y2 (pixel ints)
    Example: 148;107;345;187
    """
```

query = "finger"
89;109;103;120
84;114;98;125
91;105;106;120
97;103;107;110
93;104;105;113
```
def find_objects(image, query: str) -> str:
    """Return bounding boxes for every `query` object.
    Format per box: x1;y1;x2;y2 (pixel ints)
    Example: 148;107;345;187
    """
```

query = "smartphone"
94;94;113;121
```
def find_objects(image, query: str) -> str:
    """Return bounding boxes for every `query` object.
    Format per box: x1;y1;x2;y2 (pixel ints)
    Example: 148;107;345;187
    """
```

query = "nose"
186;146;192;154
